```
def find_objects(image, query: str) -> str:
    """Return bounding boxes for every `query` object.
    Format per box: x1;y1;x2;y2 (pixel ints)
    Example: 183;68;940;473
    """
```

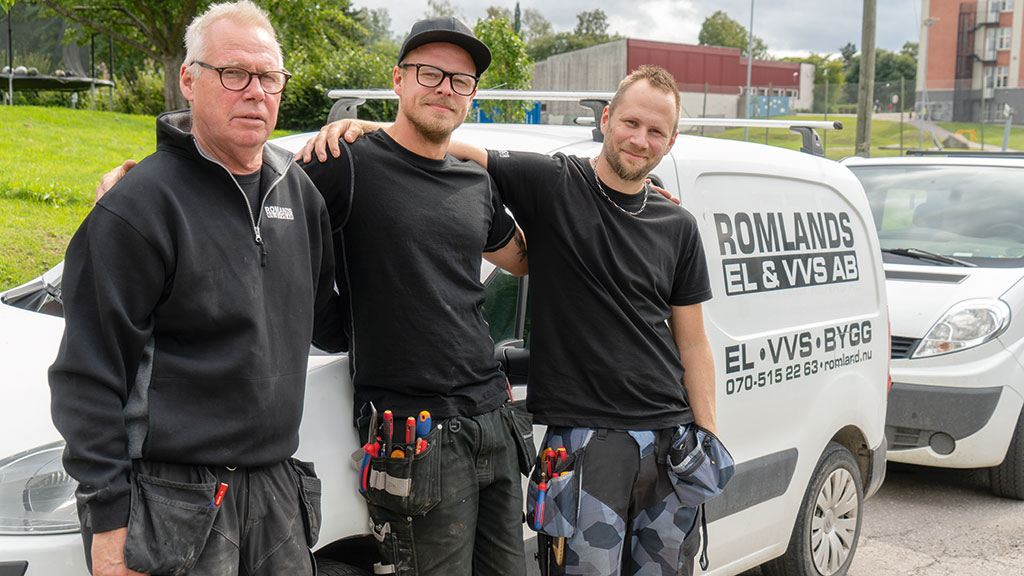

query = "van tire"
316;558;368;576
989;408;1024;500
762;442;863;576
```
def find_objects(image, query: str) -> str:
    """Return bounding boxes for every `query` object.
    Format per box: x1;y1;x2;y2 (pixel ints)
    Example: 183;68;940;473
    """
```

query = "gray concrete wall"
680;92;741;122
532;40;628;122
986;87;1024;123
917;89;955;121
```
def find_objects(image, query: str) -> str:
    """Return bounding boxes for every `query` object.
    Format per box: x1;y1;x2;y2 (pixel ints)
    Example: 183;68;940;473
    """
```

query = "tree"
781;53;844;113
36;0;199;110
520;8;551;45
354;7;396;46
486;6;511;22
36;0;366;111
900;41;918;61
574;9;610;39
425;0;462;19
844;47;916;86
526;9;618;62
840;42;857;66
473;16;532;123
698;10;767;59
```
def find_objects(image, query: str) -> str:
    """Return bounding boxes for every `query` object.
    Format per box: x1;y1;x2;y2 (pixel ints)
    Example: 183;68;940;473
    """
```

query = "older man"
93;16;530;575
49;2;340;575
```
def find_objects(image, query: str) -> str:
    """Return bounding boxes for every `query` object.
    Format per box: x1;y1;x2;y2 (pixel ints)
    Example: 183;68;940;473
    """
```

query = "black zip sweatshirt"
48;110;343;533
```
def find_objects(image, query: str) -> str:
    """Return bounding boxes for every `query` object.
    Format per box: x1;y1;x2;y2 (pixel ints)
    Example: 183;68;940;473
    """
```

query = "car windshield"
851;164;1024;267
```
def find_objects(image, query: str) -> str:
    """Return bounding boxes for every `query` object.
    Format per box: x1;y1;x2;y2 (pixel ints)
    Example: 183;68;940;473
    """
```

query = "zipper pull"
255;227;267;267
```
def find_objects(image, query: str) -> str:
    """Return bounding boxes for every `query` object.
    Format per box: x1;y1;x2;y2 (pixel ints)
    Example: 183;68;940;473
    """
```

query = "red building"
919;0;1022;121
532;38;812;121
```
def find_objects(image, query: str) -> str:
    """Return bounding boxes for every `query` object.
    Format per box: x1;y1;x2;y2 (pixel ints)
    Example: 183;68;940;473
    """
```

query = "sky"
352;0;923;58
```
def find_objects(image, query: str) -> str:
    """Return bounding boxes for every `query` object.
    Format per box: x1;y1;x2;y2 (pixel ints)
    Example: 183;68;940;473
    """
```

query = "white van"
844;154;1024;500
0;104;888;576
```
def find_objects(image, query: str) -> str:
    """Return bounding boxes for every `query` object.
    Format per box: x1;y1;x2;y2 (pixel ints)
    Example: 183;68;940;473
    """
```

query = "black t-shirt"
487;150;712;429
301;131;515;419
234;170;262;217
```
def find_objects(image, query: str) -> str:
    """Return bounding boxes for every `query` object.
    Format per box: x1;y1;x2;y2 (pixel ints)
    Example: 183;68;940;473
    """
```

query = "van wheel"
316;558;368;576
989;408;1024;500
762;442;863;576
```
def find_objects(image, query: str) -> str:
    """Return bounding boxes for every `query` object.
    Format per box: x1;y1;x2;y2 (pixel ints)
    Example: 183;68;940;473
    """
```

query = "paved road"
740;462;1024;576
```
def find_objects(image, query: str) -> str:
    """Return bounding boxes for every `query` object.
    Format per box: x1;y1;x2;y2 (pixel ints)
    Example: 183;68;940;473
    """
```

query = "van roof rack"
325;89;841;156
904;149;1024;158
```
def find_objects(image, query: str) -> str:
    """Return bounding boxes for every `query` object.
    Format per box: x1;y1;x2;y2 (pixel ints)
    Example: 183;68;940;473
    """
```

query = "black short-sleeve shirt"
487;150;712;429
301;131;516;419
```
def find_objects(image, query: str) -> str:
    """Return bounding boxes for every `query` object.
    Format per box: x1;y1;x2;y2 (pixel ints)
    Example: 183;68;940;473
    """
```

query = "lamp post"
743;0;755;141
920;16;939;149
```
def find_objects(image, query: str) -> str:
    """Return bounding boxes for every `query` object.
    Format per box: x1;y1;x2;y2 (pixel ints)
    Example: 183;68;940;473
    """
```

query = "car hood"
885;263;1023;338
0;302;65;459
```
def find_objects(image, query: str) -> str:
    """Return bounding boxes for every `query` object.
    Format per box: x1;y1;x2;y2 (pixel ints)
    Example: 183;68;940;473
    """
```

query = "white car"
844;154;1024;500
2;109;888;576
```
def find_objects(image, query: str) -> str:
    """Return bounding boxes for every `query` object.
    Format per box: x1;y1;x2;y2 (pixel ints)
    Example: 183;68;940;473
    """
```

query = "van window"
483;270;522;344
852;165;1024;265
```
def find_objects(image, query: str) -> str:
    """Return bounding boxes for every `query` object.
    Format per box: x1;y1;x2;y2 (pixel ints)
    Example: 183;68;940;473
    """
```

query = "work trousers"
362;405;530;575
533;427;701;576
79;458;320;576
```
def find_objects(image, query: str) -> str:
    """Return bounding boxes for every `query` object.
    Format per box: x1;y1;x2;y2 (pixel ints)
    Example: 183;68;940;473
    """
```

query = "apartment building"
920;0;1024;121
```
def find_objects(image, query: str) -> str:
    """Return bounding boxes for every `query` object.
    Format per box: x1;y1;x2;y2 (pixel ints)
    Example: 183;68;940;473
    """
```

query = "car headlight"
914;299;1011;359
0;441;80;535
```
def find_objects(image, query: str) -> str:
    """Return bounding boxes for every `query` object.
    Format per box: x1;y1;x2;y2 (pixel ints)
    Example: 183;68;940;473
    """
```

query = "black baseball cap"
397;16;492;76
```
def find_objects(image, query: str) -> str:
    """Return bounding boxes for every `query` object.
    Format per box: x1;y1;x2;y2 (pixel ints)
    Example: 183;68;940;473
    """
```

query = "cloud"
354;0;920;56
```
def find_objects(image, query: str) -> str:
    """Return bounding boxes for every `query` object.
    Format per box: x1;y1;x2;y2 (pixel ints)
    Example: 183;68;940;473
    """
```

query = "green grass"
937;120;1024;151
697;114;925;160
0;197;91;289
0;105;299;291
0;106;158;206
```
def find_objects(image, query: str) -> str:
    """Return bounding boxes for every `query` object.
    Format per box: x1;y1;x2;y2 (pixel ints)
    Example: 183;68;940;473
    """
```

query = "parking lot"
740;462;1024;576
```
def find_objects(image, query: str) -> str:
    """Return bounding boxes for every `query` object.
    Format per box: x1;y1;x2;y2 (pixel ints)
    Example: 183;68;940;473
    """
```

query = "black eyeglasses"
193;61;292;94
400;63;479;96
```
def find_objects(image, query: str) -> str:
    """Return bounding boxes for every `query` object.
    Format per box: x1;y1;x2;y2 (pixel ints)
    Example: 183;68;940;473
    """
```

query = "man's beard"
405;97;465;144
602;142;660;183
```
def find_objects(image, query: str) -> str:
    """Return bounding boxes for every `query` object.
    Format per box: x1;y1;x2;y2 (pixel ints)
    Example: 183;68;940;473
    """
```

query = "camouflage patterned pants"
532;427;700;576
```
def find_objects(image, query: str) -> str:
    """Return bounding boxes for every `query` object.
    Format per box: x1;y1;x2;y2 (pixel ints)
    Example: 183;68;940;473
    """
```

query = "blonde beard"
402;97;467;144
602;143;659;183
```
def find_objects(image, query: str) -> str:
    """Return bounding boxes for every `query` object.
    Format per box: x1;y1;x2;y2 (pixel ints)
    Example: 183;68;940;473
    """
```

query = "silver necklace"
590;158;649;217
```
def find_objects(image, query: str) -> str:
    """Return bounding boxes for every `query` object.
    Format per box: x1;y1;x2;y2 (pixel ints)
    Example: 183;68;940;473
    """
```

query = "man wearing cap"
298;17;530;576
302;63;724;575
93;16;530;575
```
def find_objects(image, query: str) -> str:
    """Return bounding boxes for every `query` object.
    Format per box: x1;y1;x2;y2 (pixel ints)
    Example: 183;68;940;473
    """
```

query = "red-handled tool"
554;447;567;474
534;482;547;531
210;482;229;508
542;447;556;479
382;410;394;456
360;440;380;492
406;416;416;442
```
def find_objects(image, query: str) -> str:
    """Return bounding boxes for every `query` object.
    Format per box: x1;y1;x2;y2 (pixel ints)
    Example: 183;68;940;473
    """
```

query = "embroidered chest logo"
264;205;294;220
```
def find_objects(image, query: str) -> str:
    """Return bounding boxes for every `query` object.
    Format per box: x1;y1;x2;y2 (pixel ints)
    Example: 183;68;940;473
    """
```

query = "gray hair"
184;0;282;69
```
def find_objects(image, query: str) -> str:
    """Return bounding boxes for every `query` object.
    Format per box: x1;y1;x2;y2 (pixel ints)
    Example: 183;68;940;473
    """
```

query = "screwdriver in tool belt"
416;410;432;438
534;481;547;531
415;410;431;454
404;416;416;458
383;410;394;457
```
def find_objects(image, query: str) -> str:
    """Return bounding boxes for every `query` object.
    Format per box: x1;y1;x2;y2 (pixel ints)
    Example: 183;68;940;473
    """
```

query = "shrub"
278;43;398;131
113;62;165;116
